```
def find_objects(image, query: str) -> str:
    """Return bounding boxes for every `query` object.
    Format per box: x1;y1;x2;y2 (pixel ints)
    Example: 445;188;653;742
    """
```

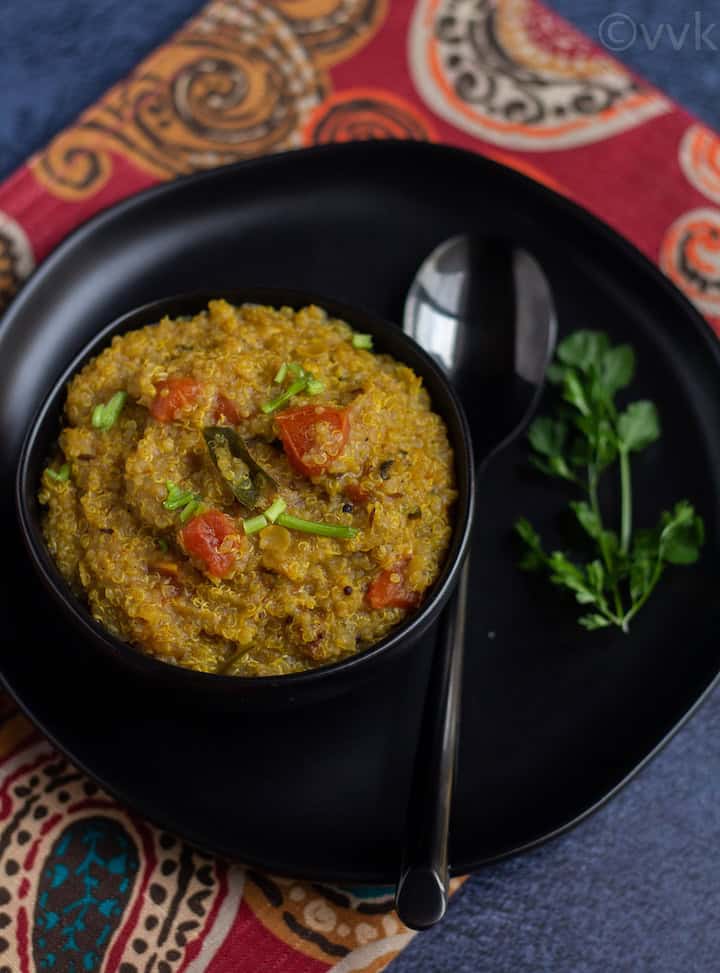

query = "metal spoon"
395;236;557;930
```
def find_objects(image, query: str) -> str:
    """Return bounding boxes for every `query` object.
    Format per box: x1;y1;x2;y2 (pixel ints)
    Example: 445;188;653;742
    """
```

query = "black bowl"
15;288;475;708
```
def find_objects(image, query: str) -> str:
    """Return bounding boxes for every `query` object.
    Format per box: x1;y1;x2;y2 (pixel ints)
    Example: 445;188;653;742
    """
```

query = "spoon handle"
395;557;470;930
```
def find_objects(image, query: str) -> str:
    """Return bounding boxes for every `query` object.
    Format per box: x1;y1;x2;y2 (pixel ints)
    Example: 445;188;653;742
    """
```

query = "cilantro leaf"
600;345;635;394
579;614;613;631
617;401;661;453
528;417;567;458
660;501;704;565
556;331;610;373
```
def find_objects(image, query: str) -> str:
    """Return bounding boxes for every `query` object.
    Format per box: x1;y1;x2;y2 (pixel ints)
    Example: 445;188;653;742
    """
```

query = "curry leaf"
204;426;277;510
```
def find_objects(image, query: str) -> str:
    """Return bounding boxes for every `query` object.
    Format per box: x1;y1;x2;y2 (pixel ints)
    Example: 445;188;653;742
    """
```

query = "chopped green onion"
351;333;373;350
261;377;307;414
163;481;195;510
263;497;287;523
46;464;70;483
92;391;127;431
156;538;169;553
180;499;205;524
243;514;268;535
276;512;358;539
263;362;325;412
163;481;205;522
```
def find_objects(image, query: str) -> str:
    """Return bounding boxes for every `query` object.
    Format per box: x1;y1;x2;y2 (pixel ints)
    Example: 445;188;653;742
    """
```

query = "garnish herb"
275;512;358;539
163;481;206;523
352;333;373;350
515;330;704;633
46;464;70;483
263;497;287;523
92;391;127;431
243;514;268;535
242;500;358;539
261;377;307;415
179;500;203;524
261;362;324;414
203;426;277;510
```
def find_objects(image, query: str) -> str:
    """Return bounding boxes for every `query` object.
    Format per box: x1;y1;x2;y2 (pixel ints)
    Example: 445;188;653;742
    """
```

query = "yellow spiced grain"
40;301;456;676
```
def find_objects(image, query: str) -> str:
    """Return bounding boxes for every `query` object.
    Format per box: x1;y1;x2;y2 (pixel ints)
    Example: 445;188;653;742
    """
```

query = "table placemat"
1;2;719;972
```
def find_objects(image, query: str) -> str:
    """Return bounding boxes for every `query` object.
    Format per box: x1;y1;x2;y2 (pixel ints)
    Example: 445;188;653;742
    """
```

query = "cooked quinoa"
39;301;456;676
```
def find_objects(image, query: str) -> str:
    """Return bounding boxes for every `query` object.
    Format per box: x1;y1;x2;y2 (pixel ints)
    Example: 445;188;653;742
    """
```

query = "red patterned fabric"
1;1;719;971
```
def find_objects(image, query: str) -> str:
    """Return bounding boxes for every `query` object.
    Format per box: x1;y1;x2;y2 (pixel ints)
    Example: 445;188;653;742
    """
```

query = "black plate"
1;142;719;883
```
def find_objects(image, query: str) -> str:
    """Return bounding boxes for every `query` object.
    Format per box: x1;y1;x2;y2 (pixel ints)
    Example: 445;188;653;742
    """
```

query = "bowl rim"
15;287;475;694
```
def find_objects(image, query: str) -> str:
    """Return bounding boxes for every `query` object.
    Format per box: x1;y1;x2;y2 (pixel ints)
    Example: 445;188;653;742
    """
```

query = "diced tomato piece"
213;393;241;425
344;482;369;504
150;377;201;422
275;405;350;477
366;565;420;610
180;509;241;579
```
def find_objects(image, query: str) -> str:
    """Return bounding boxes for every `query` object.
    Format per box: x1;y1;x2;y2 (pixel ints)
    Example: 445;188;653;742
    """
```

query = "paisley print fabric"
0;726;420;972
0;211;34;313
303;89;435;143
0;737;233;972
408;0;669;150
2;0;720;969
271;0;388;66
679;124;720;206
30;1;329;200
660;208;720;328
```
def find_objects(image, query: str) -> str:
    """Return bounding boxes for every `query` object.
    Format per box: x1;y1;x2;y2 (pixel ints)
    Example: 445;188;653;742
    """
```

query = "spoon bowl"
404;235;557;460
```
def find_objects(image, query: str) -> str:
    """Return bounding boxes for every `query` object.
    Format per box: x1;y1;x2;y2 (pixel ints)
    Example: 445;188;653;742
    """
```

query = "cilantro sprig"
515;331;704;633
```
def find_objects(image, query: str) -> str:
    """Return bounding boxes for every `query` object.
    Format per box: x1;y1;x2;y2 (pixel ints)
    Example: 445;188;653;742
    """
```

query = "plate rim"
3;139;720;883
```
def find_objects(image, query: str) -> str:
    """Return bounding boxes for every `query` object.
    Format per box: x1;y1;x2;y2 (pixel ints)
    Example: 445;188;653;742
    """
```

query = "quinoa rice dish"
39;301;457;676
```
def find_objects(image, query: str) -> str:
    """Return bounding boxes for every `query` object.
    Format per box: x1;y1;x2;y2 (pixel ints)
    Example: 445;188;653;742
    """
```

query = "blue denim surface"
2;3;720;970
